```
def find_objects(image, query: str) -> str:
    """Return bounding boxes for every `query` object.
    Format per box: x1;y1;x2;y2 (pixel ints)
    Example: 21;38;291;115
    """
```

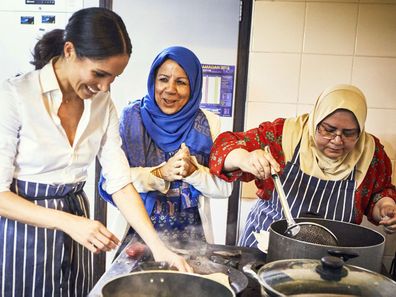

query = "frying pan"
135;259;248;295
101;270;235;297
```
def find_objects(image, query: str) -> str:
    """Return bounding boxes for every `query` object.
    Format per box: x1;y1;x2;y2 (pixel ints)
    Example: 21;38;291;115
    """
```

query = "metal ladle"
265;147;339;246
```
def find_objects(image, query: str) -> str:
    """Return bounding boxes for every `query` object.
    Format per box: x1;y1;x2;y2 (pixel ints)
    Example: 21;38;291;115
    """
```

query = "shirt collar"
39;58;61;94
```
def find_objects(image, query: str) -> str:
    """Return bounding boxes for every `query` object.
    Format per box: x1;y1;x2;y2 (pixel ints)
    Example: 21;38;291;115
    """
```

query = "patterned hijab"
282;84;375;187
140;46;209;153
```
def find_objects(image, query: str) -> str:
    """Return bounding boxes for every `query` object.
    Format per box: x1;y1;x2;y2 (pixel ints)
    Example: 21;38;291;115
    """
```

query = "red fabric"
209;118;396;224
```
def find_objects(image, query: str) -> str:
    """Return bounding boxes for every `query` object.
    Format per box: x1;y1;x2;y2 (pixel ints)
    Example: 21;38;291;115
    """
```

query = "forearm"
184;163;232;198
130;166;169;194
112;184;165;249
0;191;73;230
0;189;120;254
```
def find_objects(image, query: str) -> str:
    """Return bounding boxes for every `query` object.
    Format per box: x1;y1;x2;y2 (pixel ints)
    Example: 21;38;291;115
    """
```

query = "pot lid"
258;256;396;297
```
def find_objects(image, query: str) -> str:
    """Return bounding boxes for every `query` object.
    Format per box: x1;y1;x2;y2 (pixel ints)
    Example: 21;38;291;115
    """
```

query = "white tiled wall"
241;0;396;270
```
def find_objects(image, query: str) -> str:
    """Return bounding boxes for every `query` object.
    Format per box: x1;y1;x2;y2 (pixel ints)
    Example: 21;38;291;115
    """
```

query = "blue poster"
200;64;235;117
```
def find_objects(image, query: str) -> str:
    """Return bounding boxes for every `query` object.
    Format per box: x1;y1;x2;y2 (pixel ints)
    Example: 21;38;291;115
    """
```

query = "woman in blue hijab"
100;46;232;245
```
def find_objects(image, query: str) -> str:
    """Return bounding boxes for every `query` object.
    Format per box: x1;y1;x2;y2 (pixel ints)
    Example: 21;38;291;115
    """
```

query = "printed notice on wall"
200;64;235;117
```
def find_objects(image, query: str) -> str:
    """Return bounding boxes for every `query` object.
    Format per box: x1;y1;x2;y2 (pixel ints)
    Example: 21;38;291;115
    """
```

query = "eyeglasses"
317;122;359;141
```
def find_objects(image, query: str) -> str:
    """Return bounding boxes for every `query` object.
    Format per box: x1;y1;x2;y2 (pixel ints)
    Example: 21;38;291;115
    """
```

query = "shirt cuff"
130;165;170;194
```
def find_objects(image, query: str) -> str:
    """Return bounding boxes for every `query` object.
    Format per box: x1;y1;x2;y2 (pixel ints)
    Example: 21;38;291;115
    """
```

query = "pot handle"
327;249;359;262
243;262;266;286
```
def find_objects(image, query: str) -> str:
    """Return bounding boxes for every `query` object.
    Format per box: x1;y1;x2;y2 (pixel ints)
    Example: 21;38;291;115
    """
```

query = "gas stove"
88;235;266;297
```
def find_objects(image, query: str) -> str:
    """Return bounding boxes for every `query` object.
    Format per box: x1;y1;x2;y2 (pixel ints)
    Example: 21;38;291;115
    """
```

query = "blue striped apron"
239;144;357;247
0;179;92;297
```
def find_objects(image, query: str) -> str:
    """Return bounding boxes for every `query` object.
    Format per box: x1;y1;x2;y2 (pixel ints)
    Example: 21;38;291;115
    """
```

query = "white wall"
241;0;396;270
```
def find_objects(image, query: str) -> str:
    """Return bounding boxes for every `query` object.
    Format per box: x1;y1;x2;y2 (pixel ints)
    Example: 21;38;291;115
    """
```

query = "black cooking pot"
244;256;396;297
267;218;385;272
101;270;235;297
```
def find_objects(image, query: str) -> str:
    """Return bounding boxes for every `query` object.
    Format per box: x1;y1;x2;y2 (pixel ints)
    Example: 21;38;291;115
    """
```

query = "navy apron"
239;144;357;247
0;179;92;297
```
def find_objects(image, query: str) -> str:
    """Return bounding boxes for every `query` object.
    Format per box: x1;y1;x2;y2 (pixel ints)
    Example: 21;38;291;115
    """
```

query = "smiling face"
60;42;129;99
154;59;191;114
78;55;128;99
315;110;360;159
71;54;129;99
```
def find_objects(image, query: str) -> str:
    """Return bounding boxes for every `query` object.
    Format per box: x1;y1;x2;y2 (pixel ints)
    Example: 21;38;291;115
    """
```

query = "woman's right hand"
160;143;195;181
60;214;120;254
151;244;193;272
238;148;280;180
159;152;184;182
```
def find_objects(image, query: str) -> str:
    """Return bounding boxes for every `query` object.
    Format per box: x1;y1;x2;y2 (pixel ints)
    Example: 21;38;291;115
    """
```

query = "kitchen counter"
88;238;142;297
88;236;266;297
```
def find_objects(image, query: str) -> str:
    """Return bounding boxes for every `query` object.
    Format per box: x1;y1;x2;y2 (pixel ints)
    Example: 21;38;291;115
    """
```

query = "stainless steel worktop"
88;239;141;297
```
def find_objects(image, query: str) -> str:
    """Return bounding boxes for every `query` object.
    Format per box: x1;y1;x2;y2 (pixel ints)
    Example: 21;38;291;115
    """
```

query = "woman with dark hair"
99;46;232;247
210;84;396;248
0;7;190;297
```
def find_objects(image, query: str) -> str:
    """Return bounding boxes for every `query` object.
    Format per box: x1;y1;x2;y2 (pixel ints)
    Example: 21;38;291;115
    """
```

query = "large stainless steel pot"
267;218;385;272
244;256;396;297
101;270;235;297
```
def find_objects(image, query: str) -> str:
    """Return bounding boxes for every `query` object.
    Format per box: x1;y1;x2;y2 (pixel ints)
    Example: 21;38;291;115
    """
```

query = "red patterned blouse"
209;118;396;224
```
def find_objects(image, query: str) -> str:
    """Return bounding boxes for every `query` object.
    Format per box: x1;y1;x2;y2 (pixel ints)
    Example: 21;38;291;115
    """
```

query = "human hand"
178;143;198;178
240;147;280;180
160;143;197;181
151;245;193;272
379;201;396;234
60;214;120;253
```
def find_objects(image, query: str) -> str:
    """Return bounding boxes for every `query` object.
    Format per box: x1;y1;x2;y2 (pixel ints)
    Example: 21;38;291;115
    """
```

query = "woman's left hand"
178;143;197;178
152;245;193;272
378;198;396;234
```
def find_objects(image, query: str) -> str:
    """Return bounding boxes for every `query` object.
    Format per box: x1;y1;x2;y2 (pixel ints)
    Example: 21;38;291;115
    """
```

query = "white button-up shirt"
0;60;130;194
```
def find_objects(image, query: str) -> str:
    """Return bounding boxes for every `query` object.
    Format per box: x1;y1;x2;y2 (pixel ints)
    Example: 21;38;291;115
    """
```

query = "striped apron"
0;179;92;297
239;144;357;247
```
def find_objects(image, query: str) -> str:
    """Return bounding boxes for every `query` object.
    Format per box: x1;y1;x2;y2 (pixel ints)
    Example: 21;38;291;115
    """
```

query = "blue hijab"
140;46;206;152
